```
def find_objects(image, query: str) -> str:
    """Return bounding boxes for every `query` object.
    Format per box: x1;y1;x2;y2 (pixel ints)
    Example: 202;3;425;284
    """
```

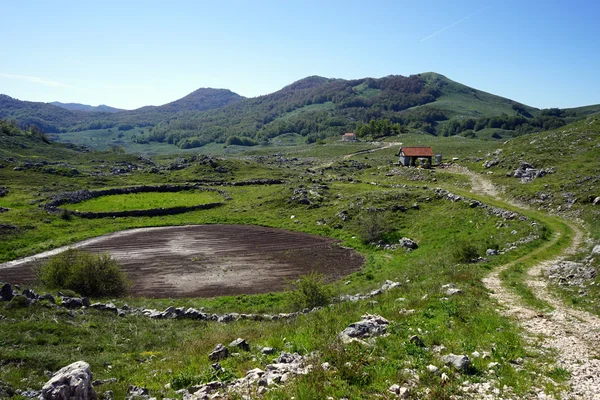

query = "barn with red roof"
397;146;434;167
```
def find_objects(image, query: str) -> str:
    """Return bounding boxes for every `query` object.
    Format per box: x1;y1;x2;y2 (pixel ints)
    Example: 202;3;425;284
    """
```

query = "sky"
1;0;599;110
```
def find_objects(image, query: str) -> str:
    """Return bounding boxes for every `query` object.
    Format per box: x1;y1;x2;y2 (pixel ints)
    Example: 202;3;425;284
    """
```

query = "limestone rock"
440;354;470;371
229;338;250;351
39;361;97;400
398;238;418;250
208;344;229;362
339;314;389;343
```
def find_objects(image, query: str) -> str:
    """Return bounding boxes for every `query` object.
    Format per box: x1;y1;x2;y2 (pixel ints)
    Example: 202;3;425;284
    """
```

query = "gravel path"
457;168;600;399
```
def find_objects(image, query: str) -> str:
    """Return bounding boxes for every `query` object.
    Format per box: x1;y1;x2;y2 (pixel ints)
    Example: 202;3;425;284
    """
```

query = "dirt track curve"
0;225;364;298
457;166;600;399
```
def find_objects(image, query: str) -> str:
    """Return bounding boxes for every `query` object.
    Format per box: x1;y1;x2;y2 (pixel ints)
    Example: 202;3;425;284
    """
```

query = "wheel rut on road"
457;167;600;399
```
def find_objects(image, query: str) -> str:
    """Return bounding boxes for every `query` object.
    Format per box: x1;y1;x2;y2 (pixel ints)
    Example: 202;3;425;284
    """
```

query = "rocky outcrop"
511;161;555;183
339;314;389;344
39;361;96;400
185;352;312;399
547;261;597;287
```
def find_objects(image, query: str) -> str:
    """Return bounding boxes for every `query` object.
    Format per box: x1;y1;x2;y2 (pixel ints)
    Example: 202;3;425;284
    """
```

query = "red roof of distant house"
344;133;356;137
400;146;434;157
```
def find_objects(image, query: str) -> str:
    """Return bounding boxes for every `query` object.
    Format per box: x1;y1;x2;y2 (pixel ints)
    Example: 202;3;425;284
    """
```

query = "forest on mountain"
1;73;597;149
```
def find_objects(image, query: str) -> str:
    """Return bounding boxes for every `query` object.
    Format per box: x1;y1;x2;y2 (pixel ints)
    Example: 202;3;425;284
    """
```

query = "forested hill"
0;88;244;133
0;95;91;133
50;102;124;113
136;73;539;148
2;73;599;149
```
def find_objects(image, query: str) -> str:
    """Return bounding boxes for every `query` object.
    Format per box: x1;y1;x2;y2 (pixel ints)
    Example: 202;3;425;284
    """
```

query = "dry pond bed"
0;225;364;298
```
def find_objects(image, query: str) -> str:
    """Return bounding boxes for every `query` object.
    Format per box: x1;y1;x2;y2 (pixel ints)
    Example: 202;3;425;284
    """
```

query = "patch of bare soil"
0;225;364;298
457;168;600;399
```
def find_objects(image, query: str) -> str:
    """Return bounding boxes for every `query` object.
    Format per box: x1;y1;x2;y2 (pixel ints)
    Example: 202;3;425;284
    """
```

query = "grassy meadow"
0;121;594;399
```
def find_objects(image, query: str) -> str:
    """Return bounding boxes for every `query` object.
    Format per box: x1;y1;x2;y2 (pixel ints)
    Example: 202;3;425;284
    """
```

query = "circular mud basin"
0;225;364;298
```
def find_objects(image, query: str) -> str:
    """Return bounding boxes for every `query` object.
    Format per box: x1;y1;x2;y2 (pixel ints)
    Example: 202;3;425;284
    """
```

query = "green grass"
62;190;222;212
0;124;580;398
416;72;539;118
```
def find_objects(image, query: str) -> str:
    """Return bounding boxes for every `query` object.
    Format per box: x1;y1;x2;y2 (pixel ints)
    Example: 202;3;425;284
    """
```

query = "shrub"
356;211;393;244
38;249;130;297
288;272;332;310
452;241;479;263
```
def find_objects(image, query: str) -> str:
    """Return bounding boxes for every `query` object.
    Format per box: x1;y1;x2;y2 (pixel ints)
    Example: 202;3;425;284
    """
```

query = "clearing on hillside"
0;225;364;298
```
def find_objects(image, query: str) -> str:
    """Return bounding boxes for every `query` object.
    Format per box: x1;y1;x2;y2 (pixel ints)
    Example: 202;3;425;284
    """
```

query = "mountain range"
1;73;598;148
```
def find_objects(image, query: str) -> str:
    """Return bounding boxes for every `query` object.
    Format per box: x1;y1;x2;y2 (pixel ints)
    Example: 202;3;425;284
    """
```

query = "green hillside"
416;72;539;118
2;73;599;151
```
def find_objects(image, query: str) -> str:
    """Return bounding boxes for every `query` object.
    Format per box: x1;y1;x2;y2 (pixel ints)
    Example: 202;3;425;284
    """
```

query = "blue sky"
1;0;598;110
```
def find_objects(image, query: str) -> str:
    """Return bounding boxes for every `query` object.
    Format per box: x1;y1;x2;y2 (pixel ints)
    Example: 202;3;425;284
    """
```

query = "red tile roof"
344;133;356;136
400;147;434;157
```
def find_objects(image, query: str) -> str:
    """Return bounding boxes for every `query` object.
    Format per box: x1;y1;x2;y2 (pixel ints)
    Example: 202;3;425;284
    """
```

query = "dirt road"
342;141;402;159
458;167;600;399
0;225;364;298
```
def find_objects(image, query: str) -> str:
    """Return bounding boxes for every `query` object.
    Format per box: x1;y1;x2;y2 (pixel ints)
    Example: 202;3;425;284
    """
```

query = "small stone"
409;335;425;347
388;384;400;394
229;338;250;351
426;365;439;373
261;347;276;355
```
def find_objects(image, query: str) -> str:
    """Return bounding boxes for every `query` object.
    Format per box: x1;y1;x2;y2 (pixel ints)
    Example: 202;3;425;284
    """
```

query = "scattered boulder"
593;197;600;206
208;344;229;361
441;284;462;296
388;384;410;398
409;335;425;347
546;261;596;286
398;238;418;250
592;245;600;255
0;187;7;197
482;158;500;169
440;354;471;371
426;364;439;373
229;338;250;351
486;248;499;256
339;314;389;343
261;347;276;355
125;385;150;400
0;283;15;301
39;361;97;400
512;161;554;183
0;207;9;213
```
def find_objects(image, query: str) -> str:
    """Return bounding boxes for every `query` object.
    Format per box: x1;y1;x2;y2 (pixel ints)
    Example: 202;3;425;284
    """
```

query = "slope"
50;102;124;113
0;95;90;133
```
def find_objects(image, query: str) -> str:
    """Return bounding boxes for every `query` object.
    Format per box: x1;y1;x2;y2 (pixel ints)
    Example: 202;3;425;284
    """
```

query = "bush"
452;241;479;263
356;211;393;244
288;272;332;310
38;249;130;297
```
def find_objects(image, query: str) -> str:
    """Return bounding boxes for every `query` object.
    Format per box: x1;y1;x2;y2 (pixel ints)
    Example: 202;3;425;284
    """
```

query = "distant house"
397;146;434;167
342;132;357;142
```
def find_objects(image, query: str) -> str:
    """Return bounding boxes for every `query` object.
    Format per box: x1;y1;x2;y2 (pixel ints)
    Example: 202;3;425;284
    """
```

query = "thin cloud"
421;8;487;42
0;73;70;88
